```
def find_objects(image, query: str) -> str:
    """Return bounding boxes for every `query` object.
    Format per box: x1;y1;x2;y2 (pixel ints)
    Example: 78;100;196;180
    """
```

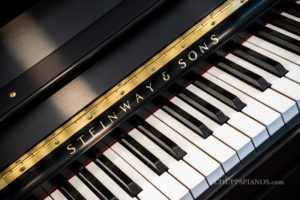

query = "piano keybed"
28;5;300;200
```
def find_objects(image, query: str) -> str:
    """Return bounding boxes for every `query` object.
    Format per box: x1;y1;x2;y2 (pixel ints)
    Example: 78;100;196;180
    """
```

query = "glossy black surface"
120;134;168;175
271;13;300;35
176;86;229;124
133;117;186;160
156;97;212;139
256;26;300;55
190;74;246;111
216;57;271;91
0;0;224;171
233;44;288;77
0;0;164;124
95;155;142;197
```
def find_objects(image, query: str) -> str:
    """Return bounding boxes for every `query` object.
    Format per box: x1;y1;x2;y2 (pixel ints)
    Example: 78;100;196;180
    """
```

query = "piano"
0;0;299;199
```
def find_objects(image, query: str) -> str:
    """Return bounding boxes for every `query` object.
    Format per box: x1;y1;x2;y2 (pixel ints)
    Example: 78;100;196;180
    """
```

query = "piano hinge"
0;0;248;191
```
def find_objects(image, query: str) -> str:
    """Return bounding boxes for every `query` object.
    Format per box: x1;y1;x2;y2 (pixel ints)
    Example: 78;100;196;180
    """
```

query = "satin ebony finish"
120;134;168;175
156;97;212;138
134;117;186;160
233;44;288;77
176;86;229;124
216;57;271;91
256;26;300;55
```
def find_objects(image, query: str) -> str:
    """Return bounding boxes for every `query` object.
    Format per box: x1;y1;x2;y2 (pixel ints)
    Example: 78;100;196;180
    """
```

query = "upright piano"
0;0;299;199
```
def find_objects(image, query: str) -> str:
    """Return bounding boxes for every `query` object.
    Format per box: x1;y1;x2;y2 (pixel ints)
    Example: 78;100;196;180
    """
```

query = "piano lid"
0;0;248;191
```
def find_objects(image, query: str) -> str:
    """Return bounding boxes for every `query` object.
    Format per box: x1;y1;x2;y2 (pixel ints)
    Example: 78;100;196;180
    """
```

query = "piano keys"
1;0;300;199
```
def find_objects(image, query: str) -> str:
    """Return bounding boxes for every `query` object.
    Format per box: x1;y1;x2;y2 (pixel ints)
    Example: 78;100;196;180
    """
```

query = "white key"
169;97;240;171
145;114;224;185
86;161;135;200
226;54;299;122
50;190;68;200
44;197;52;200
243;41;300;84
266;23;300;41
111;142;192;200
247;36;300;65
207;67;284;135
68;175;99;200
185;82;268;147
103;149;167;200
281;12;300;22
186;84;255;159
129;128;208;198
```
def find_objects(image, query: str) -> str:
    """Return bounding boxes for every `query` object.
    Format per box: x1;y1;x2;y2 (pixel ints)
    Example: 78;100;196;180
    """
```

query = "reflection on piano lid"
1;0;300;199
0;0;247;191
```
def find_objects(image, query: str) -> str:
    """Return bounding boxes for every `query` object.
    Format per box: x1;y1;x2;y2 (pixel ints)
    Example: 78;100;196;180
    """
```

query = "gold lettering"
89;127;96;137
136;93;144;103
188;51;198;61
178;58;187;69
108;112;118;123
199;42;209;53
162;72;170;81
145;83;154;92
119;100;131;112
99;120;106;129
77;135;86;145
211;34;219;45
67;144;76;154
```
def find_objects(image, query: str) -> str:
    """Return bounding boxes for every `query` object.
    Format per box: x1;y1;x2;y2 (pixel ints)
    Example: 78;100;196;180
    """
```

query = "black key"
286;3;300;18
95;154;142;197
155;96;212;138
78;167;118;200
190;73;246;111
176;86;229;124
51;174;85;200
120;133;168;175
256;26;300;55
216;57;271;91
233;44;288;77
271;14;300;35
132;116;186;160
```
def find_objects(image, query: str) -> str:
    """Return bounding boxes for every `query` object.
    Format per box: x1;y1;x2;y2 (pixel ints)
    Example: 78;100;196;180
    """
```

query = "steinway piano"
0;0;299;199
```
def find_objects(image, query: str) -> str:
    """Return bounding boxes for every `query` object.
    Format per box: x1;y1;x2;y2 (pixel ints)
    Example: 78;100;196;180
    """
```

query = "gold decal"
67;144;76;154
99;120;106;129
211;34;219;44
119;100;131;112
77;135;86;145
199;42;209;53
89;127;96;137
145;83;154;92
136;93;144;103
188;51;198;61
162;72;170;81
107;112;118;123
178;59;187;69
